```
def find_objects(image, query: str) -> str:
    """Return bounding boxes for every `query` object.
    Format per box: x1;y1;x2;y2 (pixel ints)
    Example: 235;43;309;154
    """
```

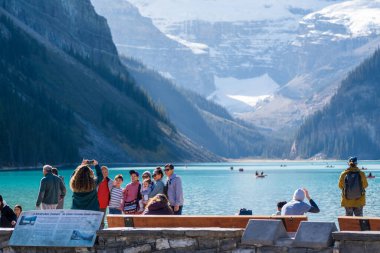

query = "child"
139;178;153;211
275;201;287;215
13;205;22;219
109;174;124;214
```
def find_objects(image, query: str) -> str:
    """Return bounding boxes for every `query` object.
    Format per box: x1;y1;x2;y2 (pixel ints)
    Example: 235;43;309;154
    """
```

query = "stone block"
156;239;170;250
293;222;337;248
307;248;333;253
220;238;237;251
232;249;256;253
0;240;9;248
288;247;307;253
257;246;288;253
2;248;15;253
98;248;117;253
75;248;95;253
194;249;217;253
198;238;218;249
338;241;364;253
161;230;186;237
185;230;212;238
123;244;151;253
242;219;289;246
169;238;197;248
173;247;197;253
364;241;380;253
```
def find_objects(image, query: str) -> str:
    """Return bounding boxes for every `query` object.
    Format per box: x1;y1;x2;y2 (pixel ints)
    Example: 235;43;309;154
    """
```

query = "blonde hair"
70;165;96;192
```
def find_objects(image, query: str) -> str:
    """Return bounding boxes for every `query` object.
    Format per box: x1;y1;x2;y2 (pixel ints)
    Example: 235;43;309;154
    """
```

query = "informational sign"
9;210;103;247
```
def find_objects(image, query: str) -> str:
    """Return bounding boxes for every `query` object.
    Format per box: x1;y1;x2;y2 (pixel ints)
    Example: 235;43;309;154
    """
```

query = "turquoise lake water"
1;161;380;222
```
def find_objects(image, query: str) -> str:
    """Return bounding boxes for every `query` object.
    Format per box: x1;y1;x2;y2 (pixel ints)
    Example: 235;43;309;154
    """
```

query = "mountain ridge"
0;0;220;167
293;48;380;159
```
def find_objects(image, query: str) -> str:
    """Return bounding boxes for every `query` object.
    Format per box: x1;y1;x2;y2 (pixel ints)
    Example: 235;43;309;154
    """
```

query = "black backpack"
344;171;364;200
238;208;252;215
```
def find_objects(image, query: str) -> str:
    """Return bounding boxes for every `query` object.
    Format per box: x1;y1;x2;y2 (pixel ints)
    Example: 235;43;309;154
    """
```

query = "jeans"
171;206;183;215
99;208;107;229
109;208;122;214
345;207;363;216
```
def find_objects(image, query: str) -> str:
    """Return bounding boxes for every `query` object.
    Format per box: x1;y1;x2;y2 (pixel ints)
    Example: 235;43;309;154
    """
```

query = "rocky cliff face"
0;0;221;164
97;0;380;136
91;0;215;95
293;48;380;159
245;0;380;133
96;0;350;127
0;0;120;67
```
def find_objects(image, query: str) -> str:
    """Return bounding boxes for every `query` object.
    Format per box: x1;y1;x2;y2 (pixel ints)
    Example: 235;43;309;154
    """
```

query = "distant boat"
230;166;234;171
367;175;375;179
361;167;368;170
256;175;267;178
239;168;244;172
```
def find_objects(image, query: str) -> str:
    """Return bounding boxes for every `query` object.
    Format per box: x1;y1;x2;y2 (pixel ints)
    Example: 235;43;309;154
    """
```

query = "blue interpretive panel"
9;210;103;247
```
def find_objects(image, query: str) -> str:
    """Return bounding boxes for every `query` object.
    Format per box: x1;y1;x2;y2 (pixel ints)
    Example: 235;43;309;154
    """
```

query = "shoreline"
1;159;379;172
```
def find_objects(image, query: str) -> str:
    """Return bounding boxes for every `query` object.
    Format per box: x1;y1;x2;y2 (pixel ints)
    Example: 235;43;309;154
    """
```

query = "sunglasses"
164;169;171;172
142;175;150;178
153;174;158;177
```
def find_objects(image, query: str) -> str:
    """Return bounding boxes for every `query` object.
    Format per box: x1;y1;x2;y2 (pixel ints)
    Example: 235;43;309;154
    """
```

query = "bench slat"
338;216;380;231
107;215;307;232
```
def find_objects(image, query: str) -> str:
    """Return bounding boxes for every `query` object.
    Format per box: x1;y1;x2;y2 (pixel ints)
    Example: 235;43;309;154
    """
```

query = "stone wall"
333;231;380;253
1;228;244;253
3;228;376;253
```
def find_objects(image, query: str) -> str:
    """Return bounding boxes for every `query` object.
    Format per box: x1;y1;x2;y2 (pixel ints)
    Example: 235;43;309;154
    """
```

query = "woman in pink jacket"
121;170;141;214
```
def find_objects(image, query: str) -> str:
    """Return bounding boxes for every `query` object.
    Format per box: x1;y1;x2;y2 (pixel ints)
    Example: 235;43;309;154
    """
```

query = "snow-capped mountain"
93;0;342;106
246;0;380;132
126;0;344;111
93;0;380;133
91;0;215;95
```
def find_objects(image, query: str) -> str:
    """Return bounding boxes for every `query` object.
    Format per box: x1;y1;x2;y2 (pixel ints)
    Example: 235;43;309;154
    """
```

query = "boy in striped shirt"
109;174;124;214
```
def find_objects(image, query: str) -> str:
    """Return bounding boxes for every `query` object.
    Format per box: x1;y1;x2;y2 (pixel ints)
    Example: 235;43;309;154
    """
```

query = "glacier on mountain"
94;0;380;133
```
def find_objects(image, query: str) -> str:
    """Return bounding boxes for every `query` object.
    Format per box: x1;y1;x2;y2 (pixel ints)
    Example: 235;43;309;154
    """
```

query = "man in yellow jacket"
338;157;368;216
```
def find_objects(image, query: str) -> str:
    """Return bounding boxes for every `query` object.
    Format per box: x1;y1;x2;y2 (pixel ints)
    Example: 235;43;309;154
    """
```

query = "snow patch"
209;74;279;112
159;71;174;80
214;74;279;96
166;34;208;54
127;0;337;23
228;94;272;107
301;0;380;40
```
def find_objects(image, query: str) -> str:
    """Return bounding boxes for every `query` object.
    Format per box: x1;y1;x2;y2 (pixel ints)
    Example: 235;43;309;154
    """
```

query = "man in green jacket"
36;165;66;210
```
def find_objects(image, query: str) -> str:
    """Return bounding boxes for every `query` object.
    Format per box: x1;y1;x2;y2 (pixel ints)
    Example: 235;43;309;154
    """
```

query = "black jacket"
143;201;174;215
0;204;17;228
36;172;66;206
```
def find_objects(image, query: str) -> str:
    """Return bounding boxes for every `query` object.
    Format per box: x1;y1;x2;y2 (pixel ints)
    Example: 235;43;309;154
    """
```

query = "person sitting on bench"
281;188;320;215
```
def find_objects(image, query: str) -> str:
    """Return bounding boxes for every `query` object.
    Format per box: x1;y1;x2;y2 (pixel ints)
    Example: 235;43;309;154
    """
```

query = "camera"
85;160;94;165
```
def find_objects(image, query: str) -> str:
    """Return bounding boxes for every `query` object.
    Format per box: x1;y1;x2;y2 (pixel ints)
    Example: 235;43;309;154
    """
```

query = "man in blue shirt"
164;164;184;215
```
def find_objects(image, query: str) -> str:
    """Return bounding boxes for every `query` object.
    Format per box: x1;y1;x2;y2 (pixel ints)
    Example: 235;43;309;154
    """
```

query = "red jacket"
97;178;111;209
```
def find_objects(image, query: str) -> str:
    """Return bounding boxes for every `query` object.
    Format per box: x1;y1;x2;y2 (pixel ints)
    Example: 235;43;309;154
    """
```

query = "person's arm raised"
93;160;103;185
304;188;320;213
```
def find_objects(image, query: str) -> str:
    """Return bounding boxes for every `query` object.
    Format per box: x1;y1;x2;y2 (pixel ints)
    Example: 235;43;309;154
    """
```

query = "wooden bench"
338;216;380;231
107;215;307;232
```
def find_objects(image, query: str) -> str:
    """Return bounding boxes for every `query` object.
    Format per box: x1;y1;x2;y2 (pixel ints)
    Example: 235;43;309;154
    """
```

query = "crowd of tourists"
0;156;369;228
